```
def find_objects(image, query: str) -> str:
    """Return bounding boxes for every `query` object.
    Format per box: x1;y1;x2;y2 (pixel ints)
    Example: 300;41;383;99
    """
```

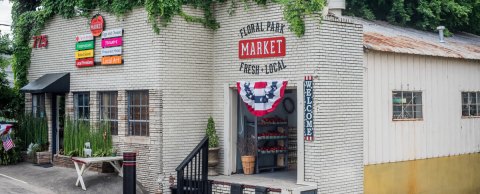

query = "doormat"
34;163;53;168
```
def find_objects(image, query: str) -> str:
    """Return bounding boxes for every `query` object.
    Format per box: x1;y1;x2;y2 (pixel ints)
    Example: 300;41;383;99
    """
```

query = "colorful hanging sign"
75;49;94;59
304;76;314;141
90;15;104;37
102;37;123;48
101;56;122;65
76;58;95;67
76;34;94;42
101;28;123;39
101;46;122;56
237;80;288;117
32;35;48;48
238;36;286;59
76;40;94;51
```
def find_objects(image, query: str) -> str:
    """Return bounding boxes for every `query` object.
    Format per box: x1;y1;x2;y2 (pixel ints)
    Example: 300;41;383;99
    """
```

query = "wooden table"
71;156;123;190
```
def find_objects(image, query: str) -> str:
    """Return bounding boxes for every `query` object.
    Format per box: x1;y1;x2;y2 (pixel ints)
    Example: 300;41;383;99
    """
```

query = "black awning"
20;73;70;93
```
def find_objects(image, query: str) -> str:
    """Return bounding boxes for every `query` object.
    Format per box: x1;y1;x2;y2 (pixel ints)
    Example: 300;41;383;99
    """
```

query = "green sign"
76;41;94;51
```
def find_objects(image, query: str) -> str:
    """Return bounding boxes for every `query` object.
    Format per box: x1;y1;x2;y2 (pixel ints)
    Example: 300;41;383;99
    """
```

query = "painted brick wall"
212;1;364;193
28;9;165;193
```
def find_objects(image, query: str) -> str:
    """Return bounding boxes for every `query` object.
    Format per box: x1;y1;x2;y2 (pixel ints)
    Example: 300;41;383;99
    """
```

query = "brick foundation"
211;181;281;194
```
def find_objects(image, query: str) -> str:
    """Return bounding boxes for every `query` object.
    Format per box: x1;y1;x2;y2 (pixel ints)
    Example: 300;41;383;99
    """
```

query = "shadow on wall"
364;153;480;194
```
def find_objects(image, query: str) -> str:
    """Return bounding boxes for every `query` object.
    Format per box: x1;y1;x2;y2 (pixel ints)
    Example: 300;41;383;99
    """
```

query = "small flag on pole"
2;134;15;151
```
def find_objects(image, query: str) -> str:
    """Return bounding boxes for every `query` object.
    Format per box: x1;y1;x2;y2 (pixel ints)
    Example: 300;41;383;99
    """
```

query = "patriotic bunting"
237;80;288;117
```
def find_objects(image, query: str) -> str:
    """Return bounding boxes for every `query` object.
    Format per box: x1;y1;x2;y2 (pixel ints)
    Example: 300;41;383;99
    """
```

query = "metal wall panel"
364;51;480;165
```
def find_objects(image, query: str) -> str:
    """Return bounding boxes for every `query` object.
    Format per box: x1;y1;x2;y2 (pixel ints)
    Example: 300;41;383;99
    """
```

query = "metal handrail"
175;136;209;194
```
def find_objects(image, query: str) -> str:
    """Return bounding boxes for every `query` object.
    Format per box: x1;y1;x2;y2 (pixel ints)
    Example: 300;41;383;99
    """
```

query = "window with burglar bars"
99;92;118;135
462;92;480;117
32;94;45;118
74;92;90;121
392;91;423;120
128;91;149;136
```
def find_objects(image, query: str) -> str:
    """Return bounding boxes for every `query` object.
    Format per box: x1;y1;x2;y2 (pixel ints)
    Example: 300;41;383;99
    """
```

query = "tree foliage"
345;0;480;36
0;32;15;118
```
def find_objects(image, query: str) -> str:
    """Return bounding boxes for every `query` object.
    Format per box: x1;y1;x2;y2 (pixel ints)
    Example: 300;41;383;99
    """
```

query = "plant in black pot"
206;116;220;176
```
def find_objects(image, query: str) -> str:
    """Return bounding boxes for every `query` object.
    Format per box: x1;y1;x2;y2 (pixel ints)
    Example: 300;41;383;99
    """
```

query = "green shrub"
206;116;219;148
63;117;112;157
0;131;23;165
16;114;48;150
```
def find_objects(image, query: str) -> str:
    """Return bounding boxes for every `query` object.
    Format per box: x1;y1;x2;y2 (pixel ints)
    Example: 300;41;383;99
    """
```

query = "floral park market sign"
238;22;287;75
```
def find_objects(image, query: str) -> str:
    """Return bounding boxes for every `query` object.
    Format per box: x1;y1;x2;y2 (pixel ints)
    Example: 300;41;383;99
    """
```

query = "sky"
0;1;12;34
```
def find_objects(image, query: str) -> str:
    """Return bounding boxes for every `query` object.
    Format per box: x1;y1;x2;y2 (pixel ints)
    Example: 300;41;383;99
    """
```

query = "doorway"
52;94;65;155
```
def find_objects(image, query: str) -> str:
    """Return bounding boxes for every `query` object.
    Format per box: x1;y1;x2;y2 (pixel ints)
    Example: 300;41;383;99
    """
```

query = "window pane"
413;92;422;105
393;91;422;120
462;105;470;116
128;91;149;136
470;105;477;116
462;93;469;105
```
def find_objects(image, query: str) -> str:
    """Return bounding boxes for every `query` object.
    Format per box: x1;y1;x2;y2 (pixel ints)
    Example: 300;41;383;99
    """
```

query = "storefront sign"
239;37;286;59
90;15;104;37
304;76;314;141
75;34;94;42
76;40;94;51
75;49;94;59
32;35;48;48
76;58;94;67
101;28;123;39
102;37;123;48
101;46;122;56
101;56;122;65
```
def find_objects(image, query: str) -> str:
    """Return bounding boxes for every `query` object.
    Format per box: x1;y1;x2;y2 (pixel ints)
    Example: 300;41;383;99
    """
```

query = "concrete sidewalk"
0;162;144;194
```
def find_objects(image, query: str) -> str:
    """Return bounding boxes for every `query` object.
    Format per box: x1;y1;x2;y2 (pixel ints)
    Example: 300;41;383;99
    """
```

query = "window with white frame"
392;91;423;120
128;91;149;136
99;92;118;135
462;92;480;117
32;94;45;118
74;92;90;121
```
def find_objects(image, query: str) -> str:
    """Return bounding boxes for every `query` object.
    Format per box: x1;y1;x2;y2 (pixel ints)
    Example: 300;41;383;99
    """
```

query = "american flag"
2;134;15;151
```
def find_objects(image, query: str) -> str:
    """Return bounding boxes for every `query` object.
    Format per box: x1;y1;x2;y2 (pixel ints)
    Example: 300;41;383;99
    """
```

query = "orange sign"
101;56;122;65
90;15;104;37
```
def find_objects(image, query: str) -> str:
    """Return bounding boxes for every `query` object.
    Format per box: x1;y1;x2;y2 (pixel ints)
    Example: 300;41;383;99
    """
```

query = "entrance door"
52;94;65;155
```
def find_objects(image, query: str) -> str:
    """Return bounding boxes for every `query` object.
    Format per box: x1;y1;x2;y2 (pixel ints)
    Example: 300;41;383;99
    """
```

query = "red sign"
90;15;104;37
239;36;286;59
76;58;94;68
32;35;48;48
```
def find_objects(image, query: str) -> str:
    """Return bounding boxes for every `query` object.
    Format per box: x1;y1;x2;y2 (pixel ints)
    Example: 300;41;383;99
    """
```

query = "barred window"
393;91;423;120
128;91;149;136
32;94;45;118
74;92;90;121
99;92;118;135
462;92;480;117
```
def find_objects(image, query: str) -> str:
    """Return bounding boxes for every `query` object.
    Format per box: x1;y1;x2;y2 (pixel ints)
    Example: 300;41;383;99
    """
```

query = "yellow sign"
75;49;94;59
101;56;122;65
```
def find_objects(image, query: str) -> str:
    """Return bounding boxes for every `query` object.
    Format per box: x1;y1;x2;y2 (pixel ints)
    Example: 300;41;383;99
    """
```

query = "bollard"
123;152;136;194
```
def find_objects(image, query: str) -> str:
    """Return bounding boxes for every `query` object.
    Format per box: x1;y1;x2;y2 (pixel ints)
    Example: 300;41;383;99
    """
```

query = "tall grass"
63;117;112;157
16;114;48;150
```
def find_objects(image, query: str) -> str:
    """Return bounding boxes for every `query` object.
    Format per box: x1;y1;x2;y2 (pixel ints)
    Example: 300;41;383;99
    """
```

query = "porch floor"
210;170;315;191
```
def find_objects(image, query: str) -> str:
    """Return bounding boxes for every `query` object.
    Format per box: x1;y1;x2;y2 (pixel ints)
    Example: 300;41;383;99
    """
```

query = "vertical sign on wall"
304;76;314;141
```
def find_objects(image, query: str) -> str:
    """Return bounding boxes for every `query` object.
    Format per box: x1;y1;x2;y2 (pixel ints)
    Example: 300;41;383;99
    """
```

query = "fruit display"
257;131;287;140
259;117;287;125
258;146;287;154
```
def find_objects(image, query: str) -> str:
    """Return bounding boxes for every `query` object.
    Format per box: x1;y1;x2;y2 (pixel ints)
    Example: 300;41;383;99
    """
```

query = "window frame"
392;91;424;121
98;91;119;135
32;93;46;118
74;92;90;121
127;90;149;136
461;91;480;118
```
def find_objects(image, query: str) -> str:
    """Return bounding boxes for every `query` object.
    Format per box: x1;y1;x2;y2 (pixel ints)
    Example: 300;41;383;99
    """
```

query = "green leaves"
206;116;219;148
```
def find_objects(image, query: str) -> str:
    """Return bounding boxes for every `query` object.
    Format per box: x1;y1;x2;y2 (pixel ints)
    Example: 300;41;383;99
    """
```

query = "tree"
345;0;480;36
0;32;14;118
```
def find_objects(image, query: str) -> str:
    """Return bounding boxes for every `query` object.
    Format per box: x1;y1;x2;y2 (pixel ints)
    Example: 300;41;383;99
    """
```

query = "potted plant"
206;117;220;176
238;132;256;175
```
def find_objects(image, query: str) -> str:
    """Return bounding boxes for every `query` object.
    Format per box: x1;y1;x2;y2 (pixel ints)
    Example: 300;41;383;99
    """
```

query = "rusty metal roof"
350;17;480;60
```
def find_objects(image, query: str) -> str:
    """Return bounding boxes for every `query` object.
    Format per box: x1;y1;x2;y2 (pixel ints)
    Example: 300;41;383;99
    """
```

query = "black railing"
175;136;209;194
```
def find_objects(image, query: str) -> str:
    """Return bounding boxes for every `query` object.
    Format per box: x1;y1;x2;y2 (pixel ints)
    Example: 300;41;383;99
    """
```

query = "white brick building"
21;1;364;193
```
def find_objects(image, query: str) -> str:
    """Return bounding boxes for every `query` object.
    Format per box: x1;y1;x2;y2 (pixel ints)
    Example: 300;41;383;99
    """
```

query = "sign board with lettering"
101;56;123;65
102;28;123;39
238;36;286;59
76;58;94;68
101;46;122;56
76;34;94;42
76;40;94;51
102;37;123;48
304;75;314;141
75;49;94;59
90;15;104;37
